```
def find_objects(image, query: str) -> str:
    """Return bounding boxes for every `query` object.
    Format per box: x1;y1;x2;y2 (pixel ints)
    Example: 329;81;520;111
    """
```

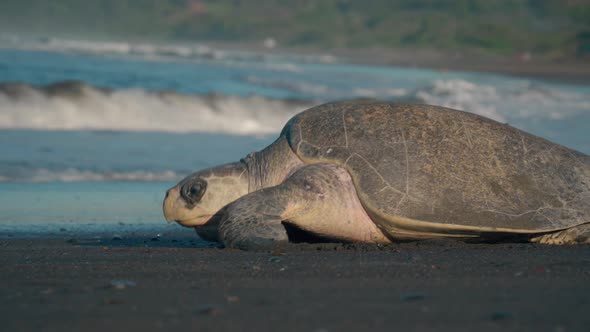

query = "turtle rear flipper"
531;223;590;245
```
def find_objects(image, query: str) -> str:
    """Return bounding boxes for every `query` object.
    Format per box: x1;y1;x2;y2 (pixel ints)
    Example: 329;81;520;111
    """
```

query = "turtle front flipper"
219;163;390;250
218;188;290;251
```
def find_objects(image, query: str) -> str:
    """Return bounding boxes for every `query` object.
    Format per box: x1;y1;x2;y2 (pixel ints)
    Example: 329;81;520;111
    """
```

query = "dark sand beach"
2;230;589;332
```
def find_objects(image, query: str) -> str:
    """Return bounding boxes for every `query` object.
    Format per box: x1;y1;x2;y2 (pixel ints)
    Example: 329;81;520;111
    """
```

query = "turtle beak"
163;186;180;223
163;185;211;226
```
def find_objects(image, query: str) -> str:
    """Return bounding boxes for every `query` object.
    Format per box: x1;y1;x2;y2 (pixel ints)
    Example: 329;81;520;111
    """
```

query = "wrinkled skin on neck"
163;136;303;236
242;136;304;192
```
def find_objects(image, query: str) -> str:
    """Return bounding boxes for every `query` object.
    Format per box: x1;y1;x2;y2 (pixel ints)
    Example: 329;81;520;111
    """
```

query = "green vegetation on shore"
1;0;588;58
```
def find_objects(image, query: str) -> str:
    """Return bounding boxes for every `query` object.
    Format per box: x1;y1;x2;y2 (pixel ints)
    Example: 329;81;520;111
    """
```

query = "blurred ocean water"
1;38;588;235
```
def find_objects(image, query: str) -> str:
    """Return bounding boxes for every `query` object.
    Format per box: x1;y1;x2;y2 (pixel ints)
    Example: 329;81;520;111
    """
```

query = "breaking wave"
1;79;588;136
412;79;590;123
0;81;313;135
243;77;590;125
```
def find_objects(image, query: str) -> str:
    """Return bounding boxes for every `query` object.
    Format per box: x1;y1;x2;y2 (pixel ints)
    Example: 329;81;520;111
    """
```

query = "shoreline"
205;40;590;84
2;34;589;84
339;49;590;85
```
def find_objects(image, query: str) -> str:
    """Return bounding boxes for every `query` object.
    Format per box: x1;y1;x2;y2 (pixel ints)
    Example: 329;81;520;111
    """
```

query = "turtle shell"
281;101;590;238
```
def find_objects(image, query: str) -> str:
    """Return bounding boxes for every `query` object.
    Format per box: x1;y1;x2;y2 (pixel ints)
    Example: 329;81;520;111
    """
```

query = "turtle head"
163;162;248;227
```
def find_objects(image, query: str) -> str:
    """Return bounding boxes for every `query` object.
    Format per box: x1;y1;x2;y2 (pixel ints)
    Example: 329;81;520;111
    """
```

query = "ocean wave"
242;76;590;124
245;76;329;96
0;81;313;135
0;35;338;67
0;78;588;136
0;168;182;183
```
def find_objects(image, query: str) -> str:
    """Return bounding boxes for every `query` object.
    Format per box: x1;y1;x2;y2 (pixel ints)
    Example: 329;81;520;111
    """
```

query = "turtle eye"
181;179;207;205
189;184;201;196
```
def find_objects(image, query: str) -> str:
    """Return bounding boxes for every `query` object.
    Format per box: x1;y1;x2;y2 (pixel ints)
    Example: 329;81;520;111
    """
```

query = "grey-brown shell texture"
282;101;590;235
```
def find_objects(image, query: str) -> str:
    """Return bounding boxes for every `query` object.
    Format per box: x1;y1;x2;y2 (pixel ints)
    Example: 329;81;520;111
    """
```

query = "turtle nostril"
165;189;171;199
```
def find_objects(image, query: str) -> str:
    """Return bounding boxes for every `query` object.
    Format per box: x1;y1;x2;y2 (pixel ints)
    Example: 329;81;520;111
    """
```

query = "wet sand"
2;232;589;331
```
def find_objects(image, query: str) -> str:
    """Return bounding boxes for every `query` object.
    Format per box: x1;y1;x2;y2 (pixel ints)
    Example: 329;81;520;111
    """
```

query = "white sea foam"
0;168;186;183
413;79;505;122
411;79;590;123
0;82;312;135
0;36;219;60
0;36;338;68
0;168;182;183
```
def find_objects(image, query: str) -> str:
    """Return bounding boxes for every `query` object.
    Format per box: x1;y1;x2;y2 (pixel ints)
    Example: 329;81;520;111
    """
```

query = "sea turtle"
163;101;590;250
